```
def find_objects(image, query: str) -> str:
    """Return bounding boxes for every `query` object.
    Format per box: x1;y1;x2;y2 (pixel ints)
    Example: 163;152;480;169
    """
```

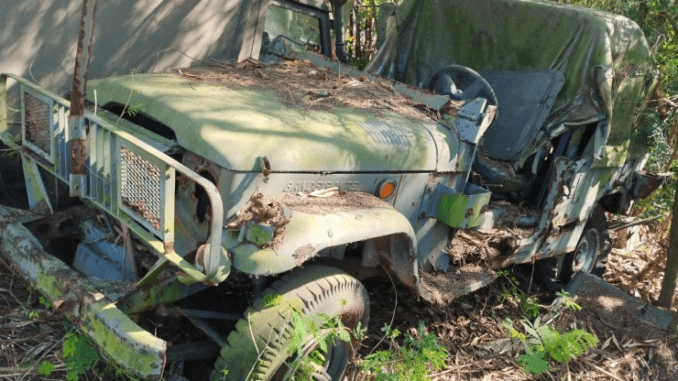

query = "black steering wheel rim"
428;64;499;108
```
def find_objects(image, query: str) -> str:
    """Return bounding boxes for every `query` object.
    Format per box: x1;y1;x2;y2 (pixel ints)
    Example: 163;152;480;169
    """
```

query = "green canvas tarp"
367;0;658;166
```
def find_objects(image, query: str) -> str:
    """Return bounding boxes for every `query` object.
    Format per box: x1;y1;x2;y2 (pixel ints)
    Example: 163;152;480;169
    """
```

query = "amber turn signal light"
379;181;396;199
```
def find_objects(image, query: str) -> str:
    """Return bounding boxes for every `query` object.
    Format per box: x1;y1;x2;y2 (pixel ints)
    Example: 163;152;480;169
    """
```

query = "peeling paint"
293;244;316;266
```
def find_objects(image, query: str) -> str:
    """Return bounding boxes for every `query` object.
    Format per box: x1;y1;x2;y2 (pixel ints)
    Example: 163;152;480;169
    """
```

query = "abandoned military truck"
0;0;661;380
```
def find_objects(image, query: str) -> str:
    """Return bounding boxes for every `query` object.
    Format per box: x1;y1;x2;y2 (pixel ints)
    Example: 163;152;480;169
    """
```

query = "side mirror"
376;3;397;50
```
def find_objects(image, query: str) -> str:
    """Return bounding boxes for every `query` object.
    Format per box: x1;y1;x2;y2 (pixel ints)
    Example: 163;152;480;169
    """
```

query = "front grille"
24;92;52;156
120;147;162;230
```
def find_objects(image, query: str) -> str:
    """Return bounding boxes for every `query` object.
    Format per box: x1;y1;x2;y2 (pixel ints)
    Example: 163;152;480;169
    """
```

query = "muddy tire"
559;206;611;283
210;265;369;381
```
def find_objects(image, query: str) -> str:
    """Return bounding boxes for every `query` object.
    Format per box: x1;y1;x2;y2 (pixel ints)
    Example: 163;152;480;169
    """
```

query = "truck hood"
87;74;442;173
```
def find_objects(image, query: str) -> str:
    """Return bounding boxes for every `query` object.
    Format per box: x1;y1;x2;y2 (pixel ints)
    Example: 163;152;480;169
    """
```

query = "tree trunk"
658;182;678;308
70;0;97;117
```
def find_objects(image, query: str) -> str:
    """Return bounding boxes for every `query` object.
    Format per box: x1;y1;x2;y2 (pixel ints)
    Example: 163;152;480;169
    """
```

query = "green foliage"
263;292;283;308
498;270;541;319
37;360;56;376
636;174;676;222
220;369;230;381
505;317;598;375
344;0;392;69
517;351;550;375
503;318;526;343
62;333;78;358
261;293;362;381
39;296;52;309
286;307;354;378
1;133;21;158
61;332;100;381
503;292;598;376
499;272;597;376
272;291;447;381
361;322;448;381
125;103;146;118
554;291;582;312
353;321;366;341
640;108;677;173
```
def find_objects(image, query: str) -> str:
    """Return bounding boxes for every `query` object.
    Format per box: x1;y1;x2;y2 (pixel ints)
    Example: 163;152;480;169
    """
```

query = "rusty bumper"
0;204;166;380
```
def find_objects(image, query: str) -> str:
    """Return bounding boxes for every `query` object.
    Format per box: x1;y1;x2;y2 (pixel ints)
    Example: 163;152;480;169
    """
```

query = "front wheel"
210;265;369;381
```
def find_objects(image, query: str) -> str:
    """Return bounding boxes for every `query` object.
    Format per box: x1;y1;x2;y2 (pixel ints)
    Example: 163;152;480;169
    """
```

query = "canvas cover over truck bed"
367;0;657;167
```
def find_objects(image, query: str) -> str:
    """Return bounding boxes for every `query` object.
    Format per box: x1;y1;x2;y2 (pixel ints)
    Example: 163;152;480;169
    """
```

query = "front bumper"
0;204;166;380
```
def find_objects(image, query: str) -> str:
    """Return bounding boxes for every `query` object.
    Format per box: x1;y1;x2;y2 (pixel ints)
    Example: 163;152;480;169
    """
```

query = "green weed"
1;133;21;158
361;322;448;381
125;103;146;117
505;317;598;375
503;290;598;376
62;332;100;381
498;270;541;319
37;360;56;376
262;293;362;381
39;296;52;309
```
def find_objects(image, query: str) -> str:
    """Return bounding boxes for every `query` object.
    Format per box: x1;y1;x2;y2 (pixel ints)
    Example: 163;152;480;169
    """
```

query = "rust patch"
70;139;86;175
226;190;289;229
226;190;289;249
293;244;316;266
635;172;671;199
265;225;287;250
177;174;190;188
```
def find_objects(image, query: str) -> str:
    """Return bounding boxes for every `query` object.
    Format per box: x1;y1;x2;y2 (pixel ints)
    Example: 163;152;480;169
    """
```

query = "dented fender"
230;205;417;275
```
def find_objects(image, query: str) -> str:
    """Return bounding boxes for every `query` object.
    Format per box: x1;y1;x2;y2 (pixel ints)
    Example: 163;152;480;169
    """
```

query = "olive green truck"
0;0;662;379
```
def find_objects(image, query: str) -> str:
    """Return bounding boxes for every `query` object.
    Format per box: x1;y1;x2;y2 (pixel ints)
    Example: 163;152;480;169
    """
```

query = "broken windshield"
262;3;322;58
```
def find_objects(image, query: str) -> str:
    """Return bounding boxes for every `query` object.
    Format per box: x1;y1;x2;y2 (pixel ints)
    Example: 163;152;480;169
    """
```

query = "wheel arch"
230;203;433;301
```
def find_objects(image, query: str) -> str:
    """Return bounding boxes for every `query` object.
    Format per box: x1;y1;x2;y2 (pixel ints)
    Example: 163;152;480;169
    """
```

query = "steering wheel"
428;65;499;107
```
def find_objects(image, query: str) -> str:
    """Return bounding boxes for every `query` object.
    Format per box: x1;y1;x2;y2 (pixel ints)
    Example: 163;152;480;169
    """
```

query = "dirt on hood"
170;58;461;122
273;188;389;214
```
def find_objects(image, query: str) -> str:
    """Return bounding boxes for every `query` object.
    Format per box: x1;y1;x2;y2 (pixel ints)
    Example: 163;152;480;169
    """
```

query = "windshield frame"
268;0;332;58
